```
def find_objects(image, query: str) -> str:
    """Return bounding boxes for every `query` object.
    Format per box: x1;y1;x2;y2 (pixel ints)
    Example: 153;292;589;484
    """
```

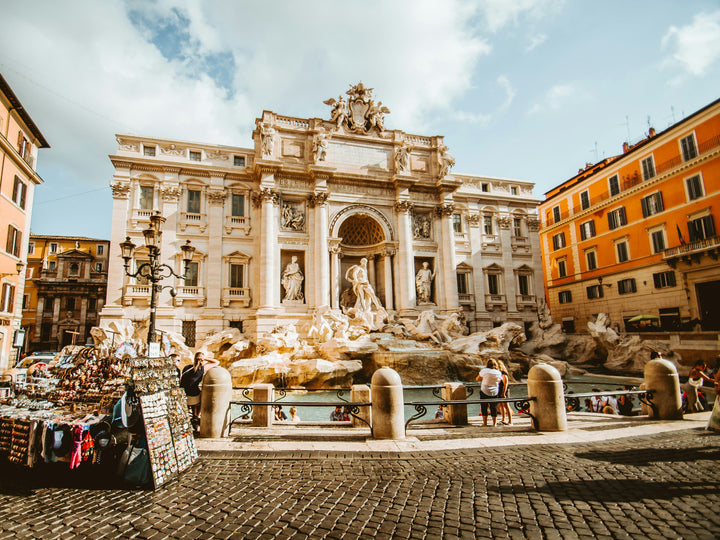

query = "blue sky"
1;0;719;238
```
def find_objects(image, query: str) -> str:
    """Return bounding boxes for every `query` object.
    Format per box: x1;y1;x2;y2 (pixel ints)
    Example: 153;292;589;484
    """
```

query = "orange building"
21;235;109;353
0;74;49;368
539;97;720;333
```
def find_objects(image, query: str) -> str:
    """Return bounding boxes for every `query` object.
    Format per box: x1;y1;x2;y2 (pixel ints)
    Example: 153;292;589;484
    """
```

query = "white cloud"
662;10;720;77
480;0;565;32
525;33;547;52
496;75;516;111
528;83;577;114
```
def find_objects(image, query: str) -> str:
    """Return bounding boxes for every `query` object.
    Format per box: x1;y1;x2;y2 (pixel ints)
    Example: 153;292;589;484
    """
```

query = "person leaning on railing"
476;359;502;427
180;352;219;424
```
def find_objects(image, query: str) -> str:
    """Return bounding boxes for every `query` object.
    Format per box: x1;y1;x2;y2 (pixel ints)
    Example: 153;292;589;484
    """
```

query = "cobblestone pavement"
0;428;719;539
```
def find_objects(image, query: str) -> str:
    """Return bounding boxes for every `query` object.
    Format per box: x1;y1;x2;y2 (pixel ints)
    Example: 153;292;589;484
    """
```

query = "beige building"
0;74;49;368
101;84;543;344
22;235;110;352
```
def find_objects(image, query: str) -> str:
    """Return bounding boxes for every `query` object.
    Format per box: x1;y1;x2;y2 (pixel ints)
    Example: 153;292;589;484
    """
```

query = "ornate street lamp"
120;212;196;346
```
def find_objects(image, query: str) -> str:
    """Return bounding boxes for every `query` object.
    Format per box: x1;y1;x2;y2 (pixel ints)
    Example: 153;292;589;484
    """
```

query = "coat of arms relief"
324;82;390;135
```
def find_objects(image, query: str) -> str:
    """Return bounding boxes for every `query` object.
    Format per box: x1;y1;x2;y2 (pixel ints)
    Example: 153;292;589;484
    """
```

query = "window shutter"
619;207;626;225
704;215;716;237
668;272;676;287
641;198;649;218
656;193;664;213
20;182;26;209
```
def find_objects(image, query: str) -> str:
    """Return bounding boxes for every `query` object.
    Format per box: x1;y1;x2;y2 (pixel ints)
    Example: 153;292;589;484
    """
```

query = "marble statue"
323;95;348;129
415;262;435;304
261;122;275;157
344;258;387;330
413;214;431;239
438;144;455;178
395;142;413;173
312;133;329;162
281;256;304;301
282;203;305;231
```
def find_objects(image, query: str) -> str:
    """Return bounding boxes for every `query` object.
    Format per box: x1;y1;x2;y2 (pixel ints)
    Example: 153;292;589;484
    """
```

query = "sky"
1;0;719;239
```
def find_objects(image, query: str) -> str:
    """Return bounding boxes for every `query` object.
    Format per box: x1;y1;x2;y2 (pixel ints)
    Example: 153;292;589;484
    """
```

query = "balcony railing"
179;212;207;232
224;215;251;235
663;235;720;266
174;286;205;306
222;287;251;307
485;294;506;310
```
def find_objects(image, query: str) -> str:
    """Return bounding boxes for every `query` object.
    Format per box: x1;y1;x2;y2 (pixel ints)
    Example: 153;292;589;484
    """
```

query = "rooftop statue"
324;82;390;134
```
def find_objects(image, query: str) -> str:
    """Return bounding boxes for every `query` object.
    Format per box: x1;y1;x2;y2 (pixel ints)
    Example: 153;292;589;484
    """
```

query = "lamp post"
119;212;196;346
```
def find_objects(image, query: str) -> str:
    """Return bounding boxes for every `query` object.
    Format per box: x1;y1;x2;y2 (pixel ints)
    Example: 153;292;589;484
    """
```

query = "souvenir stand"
126;355;198;489
0;343;198;489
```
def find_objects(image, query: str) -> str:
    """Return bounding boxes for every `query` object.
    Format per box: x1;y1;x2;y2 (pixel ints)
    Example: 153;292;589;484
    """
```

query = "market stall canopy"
627;314;660;323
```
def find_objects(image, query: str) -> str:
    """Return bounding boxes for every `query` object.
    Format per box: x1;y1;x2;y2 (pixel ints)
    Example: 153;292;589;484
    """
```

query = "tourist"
685;360;713;412
476;359;502;427
617;391;634;416
180;352;219;424
343;406;352;421
496;360;513;426
289;407;300;423
274;405;287;421
435;405;444;419
330;406;344;421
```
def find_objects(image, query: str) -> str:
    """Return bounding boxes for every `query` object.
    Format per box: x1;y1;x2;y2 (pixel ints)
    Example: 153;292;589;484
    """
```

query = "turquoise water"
230;375;650;423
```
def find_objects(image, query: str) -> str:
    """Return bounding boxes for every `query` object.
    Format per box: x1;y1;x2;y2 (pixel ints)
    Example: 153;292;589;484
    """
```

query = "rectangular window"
28;242;35;255
481;183;489;192
579;220;596;240
586;285;604;299
234;155;246;167
641;192;664;218
12;177;27;209
513;218;522;237
187;189;201;214
618;278;637;295
182;320;196;348
5;225;21;257
653;271;676;289
189;150;201;161
616;240;629;263
456;273;468;295
230;264;244;288
680;134;698;161
558;291;572;304
686;175;704;201
518;275;530;296
580;190;590;210
608;174;620;196
143;145;156;157
0;283;15;313
231;194;245;217
185;262;199;287
139;186;154;210
50;243;58;253
452;214;462;233
552;232;566;250
483;216;493;235
88;298;97;311
487;274;499;295
48;261;57;271
95;263;103;272
586;250;597;270
608;207;627;230
641;156;655;180
22;294;29;310
651;230;666;253
96;244;104;255
552;205;561;223
511;186;518;195
688;215;716;242
557;258;567;278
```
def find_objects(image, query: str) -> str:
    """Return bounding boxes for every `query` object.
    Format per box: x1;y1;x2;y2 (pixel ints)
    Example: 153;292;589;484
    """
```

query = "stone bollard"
527;364;567;431
351;384;371;428
707;397;720;432
199;367;233;438
371;367;405;439
442;383;468;425
644;359;682;420
251;384;274;427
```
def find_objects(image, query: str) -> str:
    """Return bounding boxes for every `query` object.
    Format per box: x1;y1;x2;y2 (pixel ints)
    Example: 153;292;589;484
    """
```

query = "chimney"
648;127;656;137
622;142;629;153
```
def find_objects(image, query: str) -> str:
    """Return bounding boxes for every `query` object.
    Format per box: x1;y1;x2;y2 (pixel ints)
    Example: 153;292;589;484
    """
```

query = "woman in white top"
476;359;503;426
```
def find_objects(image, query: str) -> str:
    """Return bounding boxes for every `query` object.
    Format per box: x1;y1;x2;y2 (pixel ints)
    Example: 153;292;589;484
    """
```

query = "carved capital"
161;186;181;202
251;188;280;207
308;192;329;208
394;200;414;213
434;203;455;217
467;213;481;224
526;217;541;231
208;190;226;205
111;182;130;199
497;215;512;229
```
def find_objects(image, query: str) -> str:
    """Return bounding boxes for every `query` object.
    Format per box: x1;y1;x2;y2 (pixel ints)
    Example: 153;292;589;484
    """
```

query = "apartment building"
0;74;49;368
539;98;720;333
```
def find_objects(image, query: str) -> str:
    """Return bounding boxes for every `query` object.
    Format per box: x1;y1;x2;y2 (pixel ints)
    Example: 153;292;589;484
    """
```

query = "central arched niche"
338;214;385;246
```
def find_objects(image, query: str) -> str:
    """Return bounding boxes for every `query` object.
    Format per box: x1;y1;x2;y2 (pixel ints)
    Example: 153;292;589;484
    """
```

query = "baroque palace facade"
100;84;543;344
539;97;720;333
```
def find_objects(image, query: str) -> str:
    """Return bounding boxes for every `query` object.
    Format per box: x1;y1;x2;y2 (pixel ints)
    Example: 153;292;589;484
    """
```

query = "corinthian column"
437;203;459;311
395;200;415;313
254;187;280;308
310;192;330;307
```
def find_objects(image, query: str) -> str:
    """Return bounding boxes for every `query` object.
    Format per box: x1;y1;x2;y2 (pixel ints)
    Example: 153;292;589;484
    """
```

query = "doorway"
696;280;720;330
